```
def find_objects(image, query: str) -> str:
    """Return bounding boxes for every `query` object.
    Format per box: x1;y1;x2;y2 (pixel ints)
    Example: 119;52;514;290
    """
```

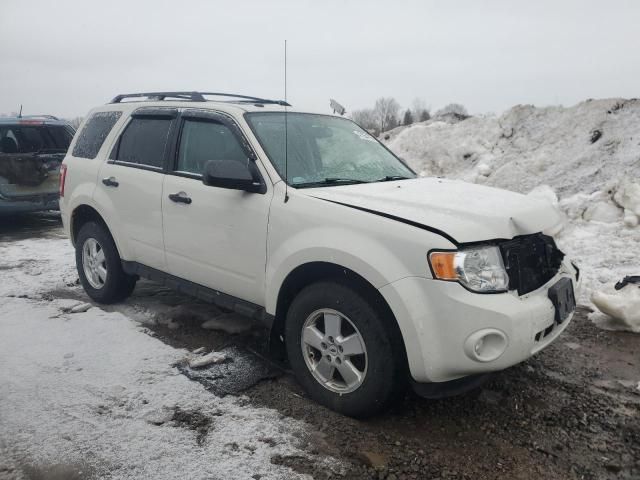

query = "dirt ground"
2;213;639;480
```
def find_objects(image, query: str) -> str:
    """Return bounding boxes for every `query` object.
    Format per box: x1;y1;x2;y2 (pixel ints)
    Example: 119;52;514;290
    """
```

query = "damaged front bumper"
380;257;582;385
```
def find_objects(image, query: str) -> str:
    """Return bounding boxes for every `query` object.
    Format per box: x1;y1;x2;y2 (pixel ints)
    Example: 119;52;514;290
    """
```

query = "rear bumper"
0;193;59;215
380;258;581;383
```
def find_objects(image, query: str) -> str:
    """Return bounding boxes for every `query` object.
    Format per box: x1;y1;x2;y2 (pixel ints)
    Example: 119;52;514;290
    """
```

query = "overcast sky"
1;0;639;118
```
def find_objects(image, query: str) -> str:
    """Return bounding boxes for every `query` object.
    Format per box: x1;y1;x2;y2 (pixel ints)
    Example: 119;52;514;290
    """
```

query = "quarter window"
176;119;247;175
72;111;121;159
115;117;172;169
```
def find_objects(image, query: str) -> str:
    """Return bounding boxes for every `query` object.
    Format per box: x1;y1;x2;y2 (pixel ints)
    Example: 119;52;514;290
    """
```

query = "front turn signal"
429;251;458;280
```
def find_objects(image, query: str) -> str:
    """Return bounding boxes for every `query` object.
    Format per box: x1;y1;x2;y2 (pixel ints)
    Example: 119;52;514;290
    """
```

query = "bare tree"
67;117;84;129
350;108;377;132
411;97;430;123
373;97;400;133
435;103;469;118
411;97;426;114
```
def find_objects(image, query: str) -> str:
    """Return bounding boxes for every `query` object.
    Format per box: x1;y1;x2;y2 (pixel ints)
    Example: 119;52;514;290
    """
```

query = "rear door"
161;110;273;305
96;109;176;271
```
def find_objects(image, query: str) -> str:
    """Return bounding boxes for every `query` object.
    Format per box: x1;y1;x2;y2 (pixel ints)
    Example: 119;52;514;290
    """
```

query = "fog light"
464;329;508;362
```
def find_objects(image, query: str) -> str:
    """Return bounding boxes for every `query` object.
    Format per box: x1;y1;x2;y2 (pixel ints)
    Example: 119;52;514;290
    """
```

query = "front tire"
75;221;136;304
285;281;407;417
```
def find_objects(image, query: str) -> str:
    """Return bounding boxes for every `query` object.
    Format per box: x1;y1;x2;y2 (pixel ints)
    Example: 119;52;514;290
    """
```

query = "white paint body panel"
161;174;272;305
97;162;166;270
60;100;578;385
380;259;581;382
308;177;565;243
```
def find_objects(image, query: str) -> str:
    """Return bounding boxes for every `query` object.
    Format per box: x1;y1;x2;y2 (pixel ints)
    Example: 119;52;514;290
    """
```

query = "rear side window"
114;118;172;169
176;119;247;175
72;111;122;159
47;127;73;150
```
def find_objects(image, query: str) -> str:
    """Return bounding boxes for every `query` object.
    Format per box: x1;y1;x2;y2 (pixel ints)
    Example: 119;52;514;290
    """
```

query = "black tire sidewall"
75;221;134;304
285;281;405;417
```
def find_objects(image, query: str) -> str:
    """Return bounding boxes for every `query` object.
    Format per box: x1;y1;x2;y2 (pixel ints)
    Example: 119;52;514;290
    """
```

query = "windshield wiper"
295;178;370;188
324;177;370;184
375;175;413;182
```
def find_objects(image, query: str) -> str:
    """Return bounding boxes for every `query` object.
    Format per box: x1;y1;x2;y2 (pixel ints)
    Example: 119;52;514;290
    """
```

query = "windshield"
245;113;415;187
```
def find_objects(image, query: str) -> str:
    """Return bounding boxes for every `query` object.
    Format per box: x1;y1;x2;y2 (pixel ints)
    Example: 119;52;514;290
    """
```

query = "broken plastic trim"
500;233;565;296
614;275;640;290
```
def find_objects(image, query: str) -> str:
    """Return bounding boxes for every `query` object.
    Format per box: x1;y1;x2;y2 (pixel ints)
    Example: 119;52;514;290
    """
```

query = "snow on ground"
0;235;77;297
0;237;333;479
385;98;640;308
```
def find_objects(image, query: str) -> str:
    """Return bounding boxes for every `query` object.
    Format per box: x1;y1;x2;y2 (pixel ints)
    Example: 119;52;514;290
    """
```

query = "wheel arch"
70;204;106;244
269;261;408;366
70;204;127;261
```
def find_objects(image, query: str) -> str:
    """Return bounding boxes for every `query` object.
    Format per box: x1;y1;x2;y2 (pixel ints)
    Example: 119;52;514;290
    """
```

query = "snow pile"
0;237;336;479
614;178;640;227
387;98;640;199
590;282;640;333
385;98;640;307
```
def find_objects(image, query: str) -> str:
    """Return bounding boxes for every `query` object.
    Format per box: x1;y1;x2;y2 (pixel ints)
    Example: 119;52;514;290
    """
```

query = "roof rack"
109;91;291;106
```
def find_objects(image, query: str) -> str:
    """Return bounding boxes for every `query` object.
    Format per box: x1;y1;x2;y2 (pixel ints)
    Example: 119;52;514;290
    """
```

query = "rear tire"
285;281;407;418
75;221;136;304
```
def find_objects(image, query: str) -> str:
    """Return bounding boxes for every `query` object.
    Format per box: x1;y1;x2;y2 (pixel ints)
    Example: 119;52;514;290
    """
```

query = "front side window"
245;113;415;187
176;119;247;175
115;117;172;168
73;111;121;159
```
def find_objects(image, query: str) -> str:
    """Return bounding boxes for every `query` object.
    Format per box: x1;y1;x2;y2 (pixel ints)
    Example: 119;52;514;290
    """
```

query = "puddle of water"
178;345;281;396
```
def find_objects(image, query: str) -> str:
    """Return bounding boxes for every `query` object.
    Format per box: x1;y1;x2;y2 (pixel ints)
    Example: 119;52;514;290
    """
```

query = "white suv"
60;91;580;417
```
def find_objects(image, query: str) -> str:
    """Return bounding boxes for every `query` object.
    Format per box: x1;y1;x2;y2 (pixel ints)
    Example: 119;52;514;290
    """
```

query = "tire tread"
285;280;406;417
75;221;136;304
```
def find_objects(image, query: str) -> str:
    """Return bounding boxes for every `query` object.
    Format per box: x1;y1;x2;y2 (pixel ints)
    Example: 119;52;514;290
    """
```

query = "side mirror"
202;160;264;193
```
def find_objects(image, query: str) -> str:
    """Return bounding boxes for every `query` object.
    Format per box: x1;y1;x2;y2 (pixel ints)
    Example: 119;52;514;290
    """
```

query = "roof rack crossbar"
110;91;290;106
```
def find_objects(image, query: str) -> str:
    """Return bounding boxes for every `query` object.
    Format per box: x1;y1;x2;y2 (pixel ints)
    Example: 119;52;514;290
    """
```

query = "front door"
161;111;272;305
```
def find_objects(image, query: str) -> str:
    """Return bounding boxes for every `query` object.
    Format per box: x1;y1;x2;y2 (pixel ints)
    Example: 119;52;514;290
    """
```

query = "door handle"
168;192;192;204
102;176;119;187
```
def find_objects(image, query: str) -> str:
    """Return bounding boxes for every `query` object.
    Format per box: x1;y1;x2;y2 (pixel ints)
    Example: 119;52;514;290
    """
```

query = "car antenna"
284;39;289;203
18;104;22;118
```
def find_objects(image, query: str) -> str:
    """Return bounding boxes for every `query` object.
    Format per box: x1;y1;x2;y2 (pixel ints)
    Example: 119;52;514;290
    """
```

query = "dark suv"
0;115;75;215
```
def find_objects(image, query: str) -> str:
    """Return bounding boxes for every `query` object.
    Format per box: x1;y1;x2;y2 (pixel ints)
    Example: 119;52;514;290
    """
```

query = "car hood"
304;177;564;244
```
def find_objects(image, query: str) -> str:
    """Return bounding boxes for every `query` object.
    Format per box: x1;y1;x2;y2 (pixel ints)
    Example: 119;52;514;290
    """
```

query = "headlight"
429;246;510;293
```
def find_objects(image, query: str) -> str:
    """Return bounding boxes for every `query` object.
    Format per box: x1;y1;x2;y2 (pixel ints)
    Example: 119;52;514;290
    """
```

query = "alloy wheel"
82;237;107;289
300;308;368;394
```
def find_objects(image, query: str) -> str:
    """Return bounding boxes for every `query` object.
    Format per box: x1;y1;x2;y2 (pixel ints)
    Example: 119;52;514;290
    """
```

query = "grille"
499;233;564;295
